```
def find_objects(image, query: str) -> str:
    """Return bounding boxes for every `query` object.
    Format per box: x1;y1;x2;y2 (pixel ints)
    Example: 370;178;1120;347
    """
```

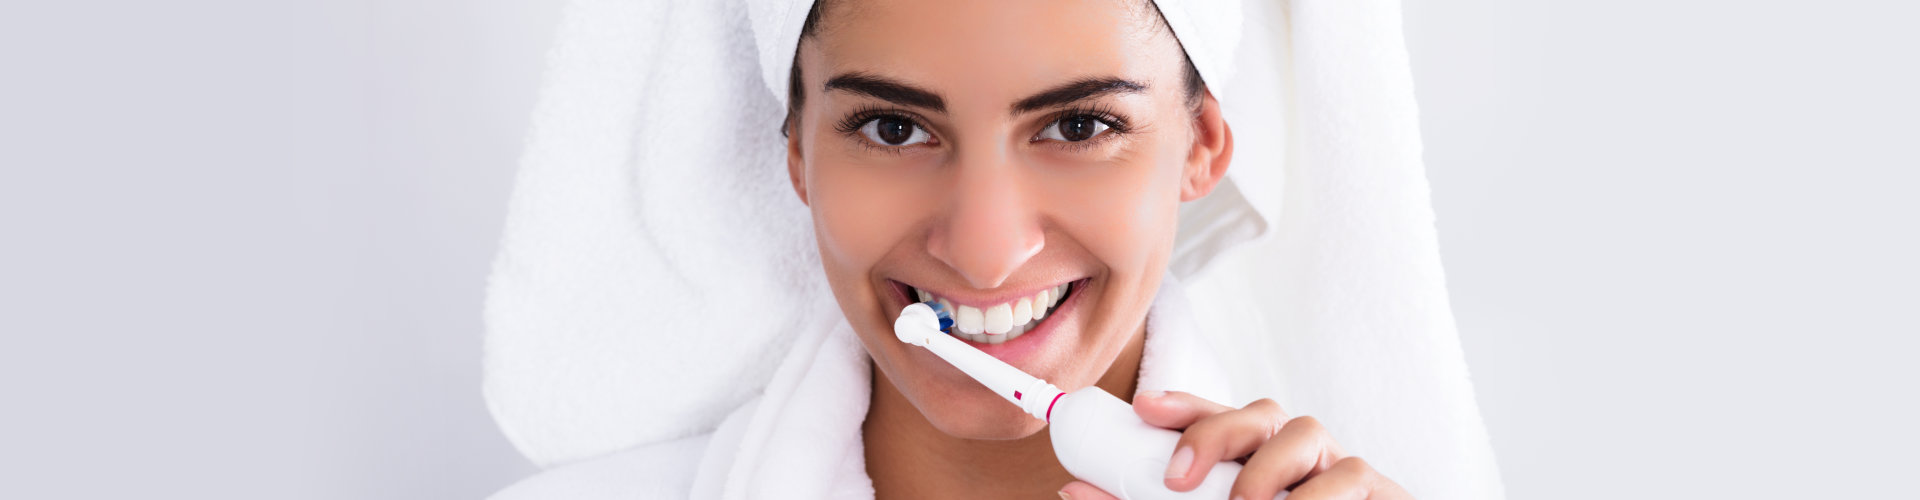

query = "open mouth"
901;282;1076;345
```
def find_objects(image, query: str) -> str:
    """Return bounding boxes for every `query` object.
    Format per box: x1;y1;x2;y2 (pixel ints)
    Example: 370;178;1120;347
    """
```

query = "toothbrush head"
925;301;955;331
894;302;950;346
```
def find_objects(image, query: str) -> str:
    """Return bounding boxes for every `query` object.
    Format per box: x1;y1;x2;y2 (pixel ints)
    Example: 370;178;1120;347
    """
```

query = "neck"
863;323;1147;500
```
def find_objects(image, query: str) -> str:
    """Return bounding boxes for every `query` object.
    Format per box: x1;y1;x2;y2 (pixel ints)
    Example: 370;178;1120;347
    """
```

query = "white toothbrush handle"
1050;387;1288;500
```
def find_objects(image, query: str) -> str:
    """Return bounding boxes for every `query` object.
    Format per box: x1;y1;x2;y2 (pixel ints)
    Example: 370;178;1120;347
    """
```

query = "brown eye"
858;116;930;146
1037;114;1112;142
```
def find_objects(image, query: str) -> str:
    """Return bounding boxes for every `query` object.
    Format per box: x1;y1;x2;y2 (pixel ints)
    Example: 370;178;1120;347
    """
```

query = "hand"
1057;391;1411;500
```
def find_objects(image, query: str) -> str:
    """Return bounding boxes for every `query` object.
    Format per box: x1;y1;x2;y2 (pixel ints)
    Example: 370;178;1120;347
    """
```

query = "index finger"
1131;390;1239;429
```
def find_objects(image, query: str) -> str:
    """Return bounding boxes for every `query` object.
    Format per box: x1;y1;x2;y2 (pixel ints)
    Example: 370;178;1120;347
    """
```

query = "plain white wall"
1405;0;1920;498
0;0;556;498
2;0;1913;498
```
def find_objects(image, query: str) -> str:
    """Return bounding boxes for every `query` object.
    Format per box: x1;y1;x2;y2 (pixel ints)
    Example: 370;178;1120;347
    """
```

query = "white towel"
484;0;1504;497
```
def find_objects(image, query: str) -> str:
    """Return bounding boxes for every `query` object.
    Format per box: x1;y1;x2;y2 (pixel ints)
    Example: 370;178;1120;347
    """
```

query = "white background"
1;0;1912;498
1405;0;1918;497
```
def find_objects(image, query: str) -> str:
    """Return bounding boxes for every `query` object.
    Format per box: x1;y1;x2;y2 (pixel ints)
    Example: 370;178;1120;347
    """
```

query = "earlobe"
1180;92;1234;202
787;124;810;206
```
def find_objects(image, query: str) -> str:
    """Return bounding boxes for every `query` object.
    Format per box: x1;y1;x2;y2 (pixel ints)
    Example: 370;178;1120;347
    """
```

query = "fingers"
1056;480;1120;500
1284;457;1410;500
1159;397;1292;492
1231;416;1348;500
1131;390;1238;429
1134;392;1402;499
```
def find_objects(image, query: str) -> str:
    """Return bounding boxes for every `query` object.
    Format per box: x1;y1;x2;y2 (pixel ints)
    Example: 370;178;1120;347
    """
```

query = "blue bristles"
923;301;953;332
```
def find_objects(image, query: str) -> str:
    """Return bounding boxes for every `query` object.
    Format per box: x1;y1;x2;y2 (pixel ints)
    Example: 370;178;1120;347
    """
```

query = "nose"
927;150;1044;290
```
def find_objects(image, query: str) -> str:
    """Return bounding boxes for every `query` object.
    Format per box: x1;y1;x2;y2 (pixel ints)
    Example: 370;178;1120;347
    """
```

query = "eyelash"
834;105;935;154
835;105;912;134
1035;104;1133;152
831;103;1135;153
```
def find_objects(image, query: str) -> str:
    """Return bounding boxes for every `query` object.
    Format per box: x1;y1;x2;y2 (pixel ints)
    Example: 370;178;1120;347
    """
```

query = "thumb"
1058;480;1121;500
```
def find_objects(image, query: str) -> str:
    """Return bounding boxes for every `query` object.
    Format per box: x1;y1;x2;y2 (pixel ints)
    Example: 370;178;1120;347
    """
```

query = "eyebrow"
820;73;1149;116
1010;77;1148;115
823;72;947;112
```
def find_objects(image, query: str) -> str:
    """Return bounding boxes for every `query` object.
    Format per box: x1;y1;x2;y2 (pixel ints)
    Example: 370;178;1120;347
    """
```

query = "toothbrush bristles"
920;301;954;332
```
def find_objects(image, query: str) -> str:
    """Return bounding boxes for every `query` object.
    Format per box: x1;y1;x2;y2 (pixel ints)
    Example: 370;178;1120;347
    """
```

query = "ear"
1179;90;1233;202
786;118;810;206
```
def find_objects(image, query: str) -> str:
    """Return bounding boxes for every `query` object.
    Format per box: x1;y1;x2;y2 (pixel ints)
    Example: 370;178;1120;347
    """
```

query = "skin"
782;1;1409;498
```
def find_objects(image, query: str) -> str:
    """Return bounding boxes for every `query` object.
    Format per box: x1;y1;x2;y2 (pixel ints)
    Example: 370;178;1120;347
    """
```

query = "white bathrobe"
491;277;1237;499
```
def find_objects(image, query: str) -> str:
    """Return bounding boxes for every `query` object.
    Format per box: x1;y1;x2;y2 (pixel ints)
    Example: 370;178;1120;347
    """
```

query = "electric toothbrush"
895;302;1285;499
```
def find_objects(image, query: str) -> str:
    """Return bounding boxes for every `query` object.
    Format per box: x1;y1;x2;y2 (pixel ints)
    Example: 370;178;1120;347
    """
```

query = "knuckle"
1179;412;1229;441
1243;399;1288;437
1288;415;1325;432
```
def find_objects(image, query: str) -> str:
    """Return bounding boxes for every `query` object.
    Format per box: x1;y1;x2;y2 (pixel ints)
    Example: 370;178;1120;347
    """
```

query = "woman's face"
787;0;1230;439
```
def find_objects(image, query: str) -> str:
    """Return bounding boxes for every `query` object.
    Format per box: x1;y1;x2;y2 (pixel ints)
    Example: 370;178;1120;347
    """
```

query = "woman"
484;0;1501;498
782;1;1406;498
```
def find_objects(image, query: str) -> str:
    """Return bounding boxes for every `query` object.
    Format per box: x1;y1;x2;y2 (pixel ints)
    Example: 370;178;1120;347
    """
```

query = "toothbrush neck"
862;322;1147;499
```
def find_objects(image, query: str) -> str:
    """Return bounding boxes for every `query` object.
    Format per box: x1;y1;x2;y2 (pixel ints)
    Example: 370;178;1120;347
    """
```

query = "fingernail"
1165;446;1194;479
1057;491;1072;500
1138;390;1165;400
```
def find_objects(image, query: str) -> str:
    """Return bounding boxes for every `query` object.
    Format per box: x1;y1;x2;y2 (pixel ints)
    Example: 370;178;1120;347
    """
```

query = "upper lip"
895;279;1079;308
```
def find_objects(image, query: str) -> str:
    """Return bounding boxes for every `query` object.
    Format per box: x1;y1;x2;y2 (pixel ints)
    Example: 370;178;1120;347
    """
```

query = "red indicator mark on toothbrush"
1015;391;1023;400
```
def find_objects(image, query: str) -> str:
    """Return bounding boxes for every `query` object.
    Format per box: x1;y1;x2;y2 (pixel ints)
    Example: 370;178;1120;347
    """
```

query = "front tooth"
984;303;1013;335
1012;298;1033;326
955;304;984;334
938;298;955;316
917;289;932;302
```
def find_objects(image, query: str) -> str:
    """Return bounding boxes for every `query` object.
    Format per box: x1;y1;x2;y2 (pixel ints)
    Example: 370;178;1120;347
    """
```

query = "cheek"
1045;141;1185;274
806;151;939;276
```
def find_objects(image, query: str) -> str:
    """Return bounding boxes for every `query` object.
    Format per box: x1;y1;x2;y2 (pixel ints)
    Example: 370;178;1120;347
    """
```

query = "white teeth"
984;303;1013;335
1032;289;1050;320
922;282;1073;344
955;304;984;334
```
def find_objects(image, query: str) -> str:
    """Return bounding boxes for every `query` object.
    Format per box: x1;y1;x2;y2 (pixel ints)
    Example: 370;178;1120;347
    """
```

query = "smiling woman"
779;1;1252;497
482;0;1504;499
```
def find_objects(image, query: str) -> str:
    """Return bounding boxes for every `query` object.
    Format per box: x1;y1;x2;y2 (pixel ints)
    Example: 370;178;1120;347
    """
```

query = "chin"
917;393;1050;440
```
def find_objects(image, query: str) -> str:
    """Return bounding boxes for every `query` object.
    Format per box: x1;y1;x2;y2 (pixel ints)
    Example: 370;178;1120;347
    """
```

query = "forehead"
807;0;1183;106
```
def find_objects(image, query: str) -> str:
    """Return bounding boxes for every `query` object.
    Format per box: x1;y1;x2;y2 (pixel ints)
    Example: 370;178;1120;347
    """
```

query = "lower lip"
891;279;1089;367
